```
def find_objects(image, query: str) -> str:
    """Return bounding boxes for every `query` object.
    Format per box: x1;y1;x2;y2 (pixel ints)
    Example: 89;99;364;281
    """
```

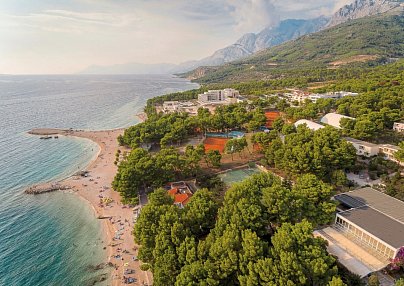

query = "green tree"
272;117;285;132
394;141;404;162
328;277;347;286
205;150;222;168
368;274;380;286
183;189;219;236
112;148;156;200
281;123;296;135
248;108;267;131
225;137;248;160
270;221;339;285
292;174;336;226
351;119;378;139
395;279;404;286
149;188;174;206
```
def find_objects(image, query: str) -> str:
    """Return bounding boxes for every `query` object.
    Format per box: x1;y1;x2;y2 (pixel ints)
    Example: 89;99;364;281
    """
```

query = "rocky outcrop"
327;0;401;27
25;184;72;194
178;17;329;71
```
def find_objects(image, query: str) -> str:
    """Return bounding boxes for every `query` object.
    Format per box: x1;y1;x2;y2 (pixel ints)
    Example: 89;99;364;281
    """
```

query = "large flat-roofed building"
334;188;404;260
198;88;239;105
316;187;404;277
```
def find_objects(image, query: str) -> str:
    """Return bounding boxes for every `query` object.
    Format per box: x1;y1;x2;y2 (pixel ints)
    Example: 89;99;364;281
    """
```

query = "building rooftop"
321;113;355;129
339;206;404;249
379;144;399;151
167;187;193;206
344;137;379;148
294;119;324;131
335;187;404;225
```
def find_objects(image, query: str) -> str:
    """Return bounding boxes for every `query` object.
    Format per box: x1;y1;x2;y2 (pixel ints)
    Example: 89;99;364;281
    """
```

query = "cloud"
43;10;138;27
227;0;280;33
332;0;355;12
0;0;348;74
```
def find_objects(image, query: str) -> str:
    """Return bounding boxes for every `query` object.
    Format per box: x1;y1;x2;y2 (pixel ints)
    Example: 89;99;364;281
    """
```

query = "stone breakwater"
25;184;73;195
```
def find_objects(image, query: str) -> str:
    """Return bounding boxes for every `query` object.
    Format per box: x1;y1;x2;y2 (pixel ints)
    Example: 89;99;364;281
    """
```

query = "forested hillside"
186;11;403;84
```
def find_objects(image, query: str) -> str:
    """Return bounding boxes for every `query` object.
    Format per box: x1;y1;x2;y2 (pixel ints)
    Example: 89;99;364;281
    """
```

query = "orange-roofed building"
166;182;193;208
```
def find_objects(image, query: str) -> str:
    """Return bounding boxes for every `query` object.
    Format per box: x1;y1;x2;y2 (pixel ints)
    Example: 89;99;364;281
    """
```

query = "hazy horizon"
1;0;352;74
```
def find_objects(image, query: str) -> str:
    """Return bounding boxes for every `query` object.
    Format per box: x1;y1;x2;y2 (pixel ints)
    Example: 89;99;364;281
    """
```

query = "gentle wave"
0;74;198;286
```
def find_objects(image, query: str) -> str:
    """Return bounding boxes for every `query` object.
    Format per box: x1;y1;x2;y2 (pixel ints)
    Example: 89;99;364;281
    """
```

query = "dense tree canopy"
112;146;206;202
264;125;357;183
134;173;344;286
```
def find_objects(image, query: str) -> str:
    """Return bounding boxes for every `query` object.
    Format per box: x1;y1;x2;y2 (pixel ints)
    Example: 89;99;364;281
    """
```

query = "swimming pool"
206;131;245;139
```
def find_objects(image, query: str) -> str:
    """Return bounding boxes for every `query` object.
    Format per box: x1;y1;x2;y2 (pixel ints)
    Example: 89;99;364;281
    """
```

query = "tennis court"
219;166;261;185
265;111;280;128
206;131;245;139
203;137;229;153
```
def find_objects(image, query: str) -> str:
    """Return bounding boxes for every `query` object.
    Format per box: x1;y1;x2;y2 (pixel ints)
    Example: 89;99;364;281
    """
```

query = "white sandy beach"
29;128;152;286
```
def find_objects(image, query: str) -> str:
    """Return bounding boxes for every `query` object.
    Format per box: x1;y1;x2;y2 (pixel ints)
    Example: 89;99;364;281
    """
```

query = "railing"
318;228;378;271
332;224;390;265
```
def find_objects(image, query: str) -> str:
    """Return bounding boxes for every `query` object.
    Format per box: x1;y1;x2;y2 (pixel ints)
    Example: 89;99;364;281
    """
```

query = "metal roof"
294;119;324;131
321;113;355;129
335;187;404;225
339;206;404;249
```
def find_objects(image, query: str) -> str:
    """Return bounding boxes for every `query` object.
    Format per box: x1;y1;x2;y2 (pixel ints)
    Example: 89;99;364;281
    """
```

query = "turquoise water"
0;74;198;285
219;167;261;186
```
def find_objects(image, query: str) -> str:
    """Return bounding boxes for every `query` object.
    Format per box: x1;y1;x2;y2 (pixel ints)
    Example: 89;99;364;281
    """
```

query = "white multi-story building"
393;122;404;133
222;88;240;98
379;144;403;166
308;93;341;103
198;89;239;105
344;137;379;157
290;91;310;104
337;91;359;97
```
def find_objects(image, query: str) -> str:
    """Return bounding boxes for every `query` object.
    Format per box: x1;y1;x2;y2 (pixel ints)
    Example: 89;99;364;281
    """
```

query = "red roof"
168;188;178;196
167;188;192;206
174;193;192;205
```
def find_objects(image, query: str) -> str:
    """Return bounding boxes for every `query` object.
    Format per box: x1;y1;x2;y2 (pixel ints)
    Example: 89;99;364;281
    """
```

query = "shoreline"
28;128;152;286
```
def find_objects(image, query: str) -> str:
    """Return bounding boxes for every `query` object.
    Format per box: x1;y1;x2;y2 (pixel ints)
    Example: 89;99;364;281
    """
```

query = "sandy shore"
29;128;152;286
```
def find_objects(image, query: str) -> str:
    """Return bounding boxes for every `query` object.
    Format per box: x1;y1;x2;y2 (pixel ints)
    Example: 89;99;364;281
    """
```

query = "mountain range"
185;9;404;84
79;0;403;75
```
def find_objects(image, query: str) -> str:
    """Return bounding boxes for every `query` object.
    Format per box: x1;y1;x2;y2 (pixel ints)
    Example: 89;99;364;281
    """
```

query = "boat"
39;136;52;139
54;136;58;139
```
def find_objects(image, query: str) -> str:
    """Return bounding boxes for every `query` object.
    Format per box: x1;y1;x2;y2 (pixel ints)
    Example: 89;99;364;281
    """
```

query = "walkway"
314;227;388;277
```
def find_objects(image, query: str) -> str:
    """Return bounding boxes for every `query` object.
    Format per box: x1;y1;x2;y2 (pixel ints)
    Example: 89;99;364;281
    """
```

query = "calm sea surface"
0;74;198;285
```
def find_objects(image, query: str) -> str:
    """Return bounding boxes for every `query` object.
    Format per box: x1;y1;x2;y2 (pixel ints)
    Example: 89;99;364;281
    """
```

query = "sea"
0;74;198;286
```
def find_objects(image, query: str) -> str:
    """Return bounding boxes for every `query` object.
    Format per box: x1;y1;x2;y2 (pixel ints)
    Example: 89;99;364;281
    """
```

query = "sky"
0;0;352;74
